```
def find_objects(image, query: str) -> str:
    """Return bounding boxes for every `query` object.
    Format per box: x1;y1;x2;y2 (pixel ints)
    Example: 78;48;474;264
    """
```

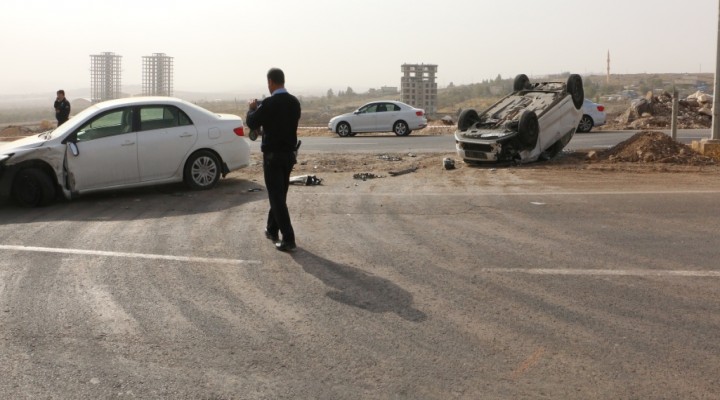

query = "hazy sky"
1;0;718;97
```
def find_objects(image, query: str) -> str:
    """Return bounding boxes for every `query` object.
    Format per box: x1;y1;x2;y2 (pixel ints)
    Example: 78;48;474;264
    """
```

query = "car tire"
12;168;56;207
393;121;410;136
566;74;584;110
577;115;594;133
518;110;539;150
513;74;531;91
457;109;480;131
184;150;221;190
336;122;351;137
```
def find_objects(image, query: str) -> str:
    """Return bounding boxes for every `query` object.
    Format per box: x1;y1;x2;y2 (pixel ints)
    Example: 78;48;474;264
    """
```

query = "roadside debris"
353;172;384;181
248;188;263;192
443;158;456;170
377;154;402;161
290;174;323;185
388;167;418;177
613;91;713;130
441;115;455;125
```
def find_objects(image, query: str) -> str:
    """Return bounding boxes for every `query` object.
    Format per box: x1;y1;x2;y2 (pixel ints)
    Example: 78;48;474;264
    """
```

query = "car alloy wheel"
184;150;221;190
393;121;409;136
578;115;593;133
337;122;351;137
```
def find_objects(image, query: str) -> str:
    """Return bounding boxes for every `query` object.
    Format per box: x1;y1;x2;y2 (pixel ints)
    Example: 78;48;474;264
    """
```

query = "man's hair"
57;89;65;95
267;68;285;85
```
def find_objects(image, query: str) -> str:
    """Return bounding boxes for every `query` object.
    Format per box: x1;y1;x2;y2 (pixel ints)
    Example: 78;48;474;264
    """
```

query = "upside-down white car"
455;74;584;164
0;97;250;207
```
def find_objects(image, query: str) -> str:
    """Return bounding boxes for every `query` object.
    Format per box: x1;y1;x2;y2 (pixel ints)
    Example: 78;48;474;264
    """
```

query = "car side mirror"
68;142;79;157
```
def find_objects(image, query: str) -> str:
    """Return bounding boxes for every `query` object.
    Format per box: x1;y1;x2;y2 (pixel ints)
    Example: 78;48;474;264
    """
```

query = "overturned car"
455;74;584;164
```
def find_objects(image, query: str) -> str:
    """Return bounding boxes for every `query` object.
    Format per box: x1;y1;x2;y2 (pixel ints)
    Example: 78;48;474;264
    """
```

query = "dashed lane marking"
0;245;261;265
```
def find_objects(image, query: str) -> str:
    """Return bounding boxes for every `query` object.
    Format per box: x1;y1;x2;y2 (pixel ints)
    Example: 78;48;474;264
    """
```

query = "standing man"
246;68;301;251
54;90;71;126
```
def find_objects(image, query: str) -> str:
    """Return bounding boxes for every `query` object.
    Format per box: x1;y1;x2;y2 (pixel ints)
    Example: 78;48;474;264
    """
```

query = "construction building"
142;53;174;97
400;63;438;114
90;52;122;103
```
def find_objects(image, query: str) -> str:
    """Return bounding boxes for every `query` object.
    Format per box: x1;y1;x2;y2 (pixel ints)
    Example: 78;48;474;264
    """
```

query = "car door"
376;103;398;131
66;107;139;191
353;103;379;132
137;105;198;182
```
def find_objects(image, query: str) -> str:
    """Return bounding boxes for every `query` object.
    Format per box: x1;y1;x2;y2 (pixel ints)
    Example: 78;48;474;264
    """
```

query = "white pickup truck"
454;74;584;164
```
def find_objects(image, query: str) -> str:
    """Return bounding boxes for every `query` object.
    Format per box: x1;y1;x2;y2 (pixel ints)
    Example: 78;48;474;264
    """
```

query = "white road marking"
480;268;720;277
301;189;720;197
0;245;261;265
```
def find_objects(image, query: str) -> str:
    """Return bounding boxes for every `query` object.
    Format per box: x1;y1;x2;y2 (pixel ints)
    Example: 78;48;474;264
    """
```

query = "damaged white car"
455;74;584;164
0;97;250;207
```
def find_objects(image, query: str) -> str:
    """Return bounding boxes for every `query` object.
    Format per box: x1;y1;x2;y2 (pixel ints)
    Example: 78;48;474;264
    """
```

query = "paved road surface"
260;129;713;154
1;169;719;399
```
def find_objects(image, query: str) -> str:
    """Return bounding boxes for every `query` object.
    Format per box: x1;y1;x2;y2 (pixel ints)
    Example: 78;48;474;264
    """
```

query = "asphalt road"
263;128;714;154
1;167;720;399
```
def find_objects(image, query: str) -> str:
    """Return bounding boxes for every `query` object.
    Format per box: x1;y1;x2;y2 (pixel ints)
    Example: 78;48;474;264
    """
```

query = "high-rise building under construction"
90;52;122;103
142;53;174;97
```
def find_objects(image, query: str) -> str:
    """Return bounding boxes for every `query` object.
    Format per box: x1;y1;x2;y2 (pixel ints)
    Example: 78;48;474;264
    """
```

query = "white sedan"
0;97;250;207
328;100;427;137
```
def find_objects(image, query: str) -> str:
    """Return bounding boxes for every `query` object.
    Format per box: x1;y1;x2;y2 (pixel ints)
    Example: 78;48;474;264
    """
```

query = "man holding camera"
246;68;301;252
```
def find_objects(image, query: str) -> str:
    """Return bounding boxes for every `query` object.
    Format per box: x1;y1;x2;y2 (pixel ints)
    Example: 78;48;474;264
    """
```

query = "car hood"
330;112;355;122
0;134;48;154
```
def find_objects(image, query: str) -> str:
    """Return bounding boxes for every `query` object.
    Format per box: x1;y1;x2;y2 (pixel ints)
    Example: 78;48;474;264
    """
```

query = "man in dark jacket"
54;89;71;126
246;68;301;251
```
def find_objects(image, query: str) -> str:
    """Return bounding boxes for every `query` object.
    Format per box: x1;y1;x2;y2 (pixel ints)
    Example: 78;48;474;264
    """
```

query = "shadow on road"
291;248;427;322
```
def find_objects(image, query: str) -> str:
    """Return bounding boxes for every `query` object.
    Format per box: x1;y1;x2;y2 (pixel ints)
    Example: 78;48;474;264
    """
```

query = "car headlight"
0;154;11;165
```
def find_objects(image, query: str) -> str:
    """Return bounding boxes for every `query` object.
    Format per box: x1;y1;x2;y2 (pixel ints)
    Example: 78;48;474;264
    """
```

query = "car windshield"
48;104;103;140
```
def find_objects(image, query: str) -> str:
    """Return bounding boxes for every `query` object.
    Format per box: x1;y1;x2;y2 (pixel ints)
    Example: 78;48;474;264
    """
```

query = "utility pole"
713;0;720;140
695;0;720;157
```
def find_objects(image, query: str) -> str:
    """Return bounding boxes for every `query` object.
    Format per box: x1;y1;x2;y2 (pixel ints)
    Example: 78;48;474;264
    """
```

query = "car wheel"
393;121;409;136
336;122;351;137
577;115;594;133
513;74;531;91
566;74;584;110
184;150;221;190
518;110;539;150
457;109;480;131
12;168;56;207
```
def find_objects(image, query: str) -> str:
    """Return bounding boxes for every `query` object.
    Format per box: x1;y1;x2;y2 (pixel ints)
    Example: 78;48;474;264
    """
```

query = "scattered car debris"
353;172;384;181
441;115;455;125
388;167;418;177
443;158;456;170
377;154;403;161
248;188;263;192
407;153;417;158
290;174;323;185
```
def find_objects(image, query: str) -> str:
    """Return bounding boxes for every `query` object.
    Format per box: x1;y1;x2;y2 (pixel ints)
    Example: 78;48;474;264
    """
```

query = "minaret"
606;50;610;85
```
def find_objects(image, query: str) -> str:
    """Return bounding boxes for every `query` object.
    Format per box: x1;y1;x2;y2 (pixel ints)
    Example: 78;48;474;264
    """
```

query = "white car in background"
328;100;427;137
0;97;250;207
577;99;607;133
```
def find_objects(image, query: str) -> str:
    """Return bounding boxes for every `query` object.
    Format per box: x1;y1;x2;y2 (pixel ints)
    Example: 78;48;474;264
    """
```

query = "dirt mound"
0;125;34;137
596;131;715;165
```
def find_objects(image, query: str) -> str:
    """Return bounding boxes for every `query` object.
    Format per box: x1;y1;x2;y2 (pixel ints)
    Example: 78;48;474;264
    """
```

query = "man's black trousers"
263;151;295;243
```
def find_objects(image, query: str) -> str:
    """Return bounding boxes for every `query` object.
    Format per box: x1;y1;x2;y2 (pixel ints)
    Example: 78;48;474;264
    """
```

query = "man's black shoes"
264;229;279;242
275;241;297;252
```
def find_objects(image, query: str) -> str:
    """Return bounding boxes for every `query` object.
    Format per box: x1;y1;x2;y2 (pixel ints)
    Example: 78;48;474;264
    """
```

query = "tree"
345;87;355;96
327;89;334;99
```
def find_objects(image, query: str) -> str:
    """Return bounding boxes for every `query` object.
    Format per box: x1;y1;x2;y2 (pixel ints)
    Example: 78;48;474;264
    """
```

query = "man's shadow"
290;249;427;322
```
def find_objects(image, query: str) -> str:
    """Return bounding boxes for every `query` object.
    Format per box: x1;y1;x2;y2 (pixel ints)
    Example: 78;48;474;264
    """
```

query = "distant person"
54;89;71;126
246;68;301;252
